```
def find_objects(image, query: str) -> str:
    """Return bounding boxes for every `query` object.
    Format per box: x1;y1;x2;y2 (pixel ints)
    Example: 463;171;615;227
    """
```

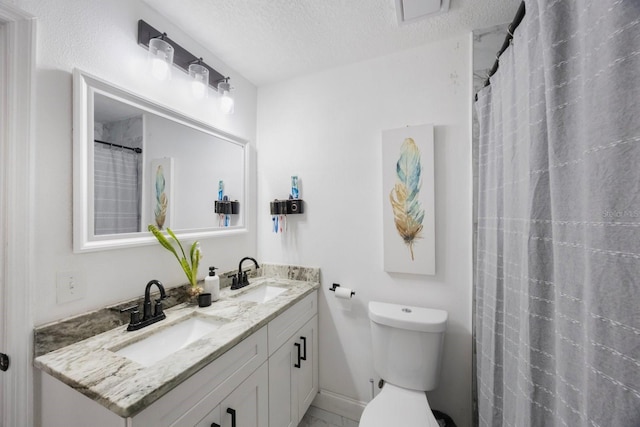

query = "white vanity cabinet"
39;290;318;427
41;326;269;427
267;293;318;427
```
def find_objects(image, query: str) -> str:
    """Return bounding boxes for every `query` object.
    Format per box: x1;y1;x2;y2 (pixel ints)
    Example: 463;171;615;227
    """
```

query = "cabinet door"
296;315;318;417
268;333;298;427
268;292;317;355
135;327;268;427
220;362;269;427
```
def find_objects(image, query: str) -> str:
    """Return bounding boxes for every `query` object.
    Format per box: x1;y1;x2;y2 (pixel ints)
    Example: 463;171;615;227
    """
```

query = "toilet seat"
359;383;439;427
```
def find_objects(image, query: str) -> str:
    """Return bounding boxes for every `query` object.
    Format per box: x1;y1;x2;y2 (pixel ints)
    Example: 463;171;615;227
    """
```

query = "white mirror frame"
73;69;249;252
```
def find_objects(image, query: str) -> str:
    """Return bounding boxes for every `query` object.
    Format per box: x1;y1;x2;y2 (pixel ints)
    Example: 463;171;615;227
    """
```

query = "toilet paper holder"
329;283;355;297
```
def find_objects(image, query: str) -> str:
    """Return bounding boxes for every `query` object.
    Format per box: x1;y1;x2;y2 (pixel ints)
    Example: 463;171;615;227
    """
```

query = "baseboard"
311;389;367;422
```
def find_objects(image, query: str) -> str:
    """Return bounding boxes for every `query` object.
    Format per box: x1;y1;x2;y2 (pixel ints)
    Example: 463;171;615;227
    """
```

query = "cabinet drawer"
268;291;317;355
133;326;268;427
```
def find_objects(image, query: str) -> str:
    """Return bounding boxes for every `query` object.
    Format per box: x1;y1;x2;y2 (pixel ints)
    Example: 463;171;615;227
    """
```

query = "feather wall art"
154;165;168;228
150;157;173;230
390;138;425;260
382;125;435;275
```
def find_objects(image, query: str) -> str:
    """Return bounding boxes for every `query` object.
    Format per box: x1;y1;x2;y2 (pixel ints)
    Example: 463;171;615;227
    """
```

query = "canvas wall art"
382;124;435;275
150;157;173;229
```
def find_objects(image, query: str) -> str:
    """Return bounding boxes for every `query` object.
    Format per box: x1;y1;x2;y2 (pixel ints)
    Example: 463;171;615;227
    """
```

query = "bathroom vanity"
35;274;319;427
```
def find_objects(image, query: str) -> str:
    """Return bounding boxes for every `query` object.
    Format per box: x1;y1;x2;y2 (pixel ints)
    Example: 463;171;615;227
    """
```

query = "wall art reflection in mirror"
73;69;248;252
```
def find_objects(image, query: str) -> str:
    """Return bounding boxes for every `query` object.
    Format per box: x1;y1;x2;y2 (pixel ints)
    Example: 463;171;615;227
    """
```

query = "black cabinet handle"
294;342;301;368
211;423;220;427
227;408;237;427
300;336;307;361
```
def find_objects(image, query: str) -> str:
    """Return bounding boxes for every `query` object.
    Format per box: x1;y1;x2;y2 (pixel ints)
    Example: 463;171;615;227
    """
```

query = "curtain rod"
484;1;526;87
475;1;526;101
94;139;142;154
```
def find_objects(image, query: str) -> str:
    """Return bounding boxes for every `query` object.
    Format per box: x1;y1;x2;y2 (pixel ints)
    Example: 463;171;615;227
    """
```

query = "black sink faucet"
232;257;260;290
120;280;167;331
143;279;166;320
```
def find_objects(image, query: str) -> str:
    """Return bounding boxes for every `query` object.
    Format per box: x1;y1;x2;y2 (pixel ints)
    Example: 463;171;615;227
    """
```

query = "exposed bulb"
151;57;170;81
148;36;173;82
220;91;234;114
218;78;234;114
191;80;207;99
188;62;209;99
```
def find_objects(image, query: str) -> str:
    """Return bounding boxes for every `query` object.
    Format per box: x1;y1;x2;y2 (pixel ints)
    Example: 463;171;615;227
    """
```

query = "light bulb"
148;37;174;82
218;78;234;114
188;62;209;99
220;91;234;114
151;57;170;81
191;80;207;99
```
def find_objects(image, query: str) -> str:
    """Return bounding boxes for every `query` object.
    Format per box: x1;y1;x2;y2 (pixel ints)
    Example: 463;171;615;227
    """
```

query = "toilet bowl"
359;383;440;426
359;301;448;427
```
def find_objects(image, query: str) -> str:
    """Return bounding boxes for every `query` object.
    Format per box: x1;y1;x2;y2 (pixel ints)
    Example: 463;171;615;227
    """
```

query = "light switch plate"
56;270;85;303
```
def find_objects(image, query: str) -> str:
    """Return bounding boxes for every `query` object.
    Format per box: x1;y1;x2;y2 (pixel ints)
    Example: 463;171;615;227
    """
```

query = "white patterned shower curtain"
94;142;141;235
474;0;640;426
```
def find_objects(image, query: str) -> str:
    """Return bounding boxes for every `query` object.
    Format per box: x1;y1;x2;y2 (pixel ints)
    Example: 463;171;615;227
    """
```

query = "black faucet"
120;280;168;331
231;257;260;290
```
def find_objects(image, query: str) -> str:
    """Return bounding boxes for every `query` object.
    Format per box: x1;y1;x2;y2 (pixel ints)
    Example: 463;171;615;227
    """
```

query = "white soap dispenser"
204;266;220;302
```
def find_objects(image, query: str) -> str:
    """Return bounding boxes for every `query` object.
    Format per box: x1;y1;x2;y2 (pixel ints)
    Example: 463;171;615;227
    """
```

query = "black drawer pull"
227;408;236;427
211;423;220;427
294;342;301;368
300;336;307;361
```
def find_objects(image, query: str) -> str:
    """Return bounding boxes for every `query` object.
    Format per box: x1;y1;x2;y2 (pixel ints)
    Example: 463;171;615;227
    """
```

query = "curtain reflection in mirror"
94;116;143;234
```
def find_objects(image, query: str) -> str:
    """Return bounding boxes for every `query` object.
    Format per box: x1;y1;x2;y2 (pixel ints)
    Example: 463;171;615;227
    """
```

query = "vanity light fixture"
188;58;209;99
137;20;233;111
148;33;174;81
217;77;234;115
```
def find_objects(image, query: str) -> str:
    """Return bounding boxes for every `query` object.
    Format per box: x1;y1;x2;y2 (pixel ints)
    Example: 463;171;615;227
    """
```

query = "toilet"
359;301;448;427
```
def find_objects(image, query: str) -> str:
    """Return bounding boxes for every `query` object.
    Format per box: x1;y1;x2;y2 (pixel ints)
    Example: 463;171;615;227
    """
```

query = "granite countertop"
34;273;319;418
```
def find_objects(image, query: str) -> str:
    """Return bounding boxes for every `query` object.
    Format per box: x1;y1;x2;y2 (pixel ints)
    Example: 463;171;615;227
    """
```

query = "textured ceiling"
142;0;521;86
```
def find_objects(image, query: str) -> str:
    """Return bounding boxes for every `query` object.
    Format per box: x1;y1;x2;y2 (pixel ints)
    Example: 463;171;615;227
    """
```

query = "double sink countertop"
34;272;319;418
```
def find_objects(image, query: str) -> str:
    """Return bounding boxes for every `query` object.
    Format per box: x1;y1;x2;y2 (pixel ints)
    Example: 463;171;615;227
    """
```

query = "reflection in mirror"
73;69;248;252
94;94;144;234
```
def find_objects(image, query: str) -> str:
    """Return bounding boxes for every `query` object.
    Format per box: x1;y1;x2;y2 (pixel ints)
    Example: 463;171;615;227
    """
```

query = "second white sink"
232;284;286;303
113;315;225;367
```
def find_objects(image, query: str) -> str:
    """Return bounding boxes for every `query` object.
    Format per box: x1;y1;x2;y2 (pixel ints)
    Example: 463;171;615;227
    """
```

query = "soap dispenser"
204;266;220;302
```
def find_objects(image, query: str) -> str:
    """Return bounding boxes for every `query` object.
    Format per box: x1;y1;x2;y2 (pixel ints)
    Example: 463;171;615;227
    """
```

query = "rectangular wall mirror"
73;69;248;252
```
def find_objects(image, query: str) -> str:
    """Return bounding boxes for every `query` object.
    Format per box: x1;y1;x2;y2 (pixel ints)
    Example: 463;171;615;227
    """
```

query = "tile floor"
298;406;359;427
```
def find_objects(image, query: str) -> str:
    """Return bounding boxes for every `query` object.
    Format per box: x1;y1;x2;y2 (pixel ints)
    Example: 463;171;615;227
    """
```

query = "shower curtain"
94;142;141;235
474;1;640;426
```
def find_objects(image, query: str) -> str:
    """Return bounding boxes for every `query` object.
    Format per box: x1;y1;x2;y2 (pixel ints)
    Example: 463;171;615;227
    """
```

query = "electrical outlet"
56;270;85;304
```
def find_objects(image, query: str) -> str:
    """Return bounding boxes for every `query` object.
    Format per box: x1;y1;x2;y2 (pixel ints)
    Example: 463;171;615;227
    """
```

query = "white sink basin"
232;284;286;303
113;316;225;367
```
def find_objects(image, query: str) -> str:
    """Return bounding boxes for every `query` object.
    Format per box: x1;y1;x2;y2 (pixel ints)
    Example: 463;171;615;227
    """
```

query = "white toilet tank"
369;301;447;391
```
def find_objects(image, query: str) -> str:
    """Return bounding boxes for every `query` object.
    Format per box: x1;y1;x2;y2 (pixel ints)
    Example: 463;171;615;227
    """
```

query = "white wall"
16;0;257;324
257;35;473;426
